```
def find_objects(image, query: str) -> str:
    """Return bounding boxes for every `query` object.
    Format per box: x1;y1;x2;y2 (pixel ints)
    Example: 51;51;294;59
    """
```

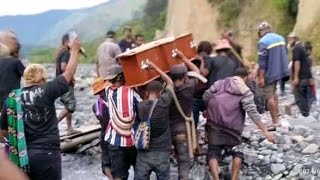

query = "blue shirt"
258;32;290;84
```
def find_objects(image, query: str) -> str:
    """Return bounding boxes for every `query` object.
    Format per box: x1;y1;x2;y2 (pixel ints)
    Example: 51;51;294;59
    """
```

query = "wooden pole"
60;131;100;152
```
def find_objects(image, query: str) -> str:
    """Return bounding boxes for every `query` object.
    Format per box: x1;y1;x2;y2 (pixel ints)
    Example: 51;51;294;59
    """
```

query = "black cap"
106;30;116;38
105;65;123;80
170;64;188;75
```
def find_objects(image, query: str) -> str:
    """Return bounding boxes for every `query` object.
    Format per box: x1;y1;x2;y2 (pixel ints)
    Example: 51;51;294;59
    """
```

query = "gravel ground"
50;64;320;180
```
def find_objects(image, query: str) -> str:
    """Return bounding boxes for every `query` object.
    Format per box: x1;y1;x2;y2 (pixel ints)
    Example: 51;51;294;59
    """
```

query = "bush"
208;0;243;28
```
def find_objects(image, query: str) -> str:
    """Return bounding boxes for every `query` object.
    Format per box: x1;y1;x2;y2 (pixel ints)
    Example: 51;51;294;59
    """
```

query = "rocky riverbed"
47;64;320;180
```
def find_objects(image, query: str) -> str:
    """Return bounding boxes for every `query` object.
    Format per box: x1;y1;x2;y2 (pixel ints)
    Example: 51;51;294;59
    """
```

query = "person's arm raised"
62;38;81;83
175;50;200;74
147;61;173;87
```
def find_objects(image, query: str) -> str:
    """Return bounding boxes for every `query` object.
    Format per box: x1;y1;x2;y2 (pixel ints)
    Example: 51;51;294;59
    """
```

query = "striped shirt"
104;85;142;147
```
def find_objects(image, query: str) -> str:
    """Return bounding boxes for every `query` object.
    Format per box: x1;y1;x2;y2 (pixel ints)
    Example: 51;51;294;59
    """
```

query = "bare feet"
66;129;81;136
103;167;113;180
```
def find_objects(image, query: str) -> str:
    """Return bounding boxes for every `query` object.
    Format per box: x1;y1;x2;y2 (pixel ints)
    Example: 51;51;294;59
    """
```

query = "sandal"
267;123;281;131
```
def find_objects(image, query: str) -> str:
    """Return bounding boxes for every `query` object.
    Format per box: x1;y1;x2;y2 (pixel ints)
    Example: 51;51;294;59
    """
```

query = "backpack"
134;99;158;150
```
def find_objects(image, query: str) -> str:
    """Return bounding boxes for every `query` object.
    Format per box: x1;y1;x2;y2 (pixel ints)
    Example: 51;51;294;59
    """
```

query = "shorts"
207;144;244;163
28;149;61;180
107;144;137;179
263;82;277;100
60;86;76;113
134;150;170;180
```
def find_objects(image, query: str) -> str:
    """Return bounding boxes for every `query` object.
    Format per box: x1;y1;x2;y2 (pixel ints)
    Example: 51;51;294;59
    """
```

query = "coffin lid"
175;32;193;39
117;32;193;58
117;36;175;58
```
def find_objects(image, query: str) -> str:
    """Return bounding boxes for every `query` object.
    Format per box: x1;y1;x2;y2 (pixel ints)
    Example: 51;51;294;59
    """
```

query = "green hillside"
39;0;147;46
30;0;167;63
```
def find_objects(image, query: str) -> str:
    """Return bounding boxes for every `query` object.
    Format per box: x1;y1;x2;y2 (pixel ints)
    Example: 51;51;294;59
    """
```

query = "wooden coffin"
175;33;197;59
117;42;170;87
117;33;197;87
155;36;184;67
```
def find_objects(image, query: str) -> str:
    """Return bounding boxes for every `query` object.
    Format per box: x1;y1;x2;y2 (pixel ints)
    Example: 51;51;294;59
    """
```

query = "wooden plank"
60;125;101;141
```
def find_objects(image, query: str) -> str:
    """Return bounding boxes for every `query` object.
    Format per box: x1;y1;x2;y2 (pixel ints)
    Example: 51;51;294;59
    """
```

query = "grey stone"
250;141;259;146
260;149;273;155
298;141;309;150
77;144;92;153
282;144;291;152
263;156;271;164
287;164;294;170
281;135;292;145
277;153;284;158
293;125;314;137
277;148;284;153
86;148;98;156
271;164;286;175
90;138;100;147
270;144;279;150
242;131;251;139
304;135;315;143
291;135;304;143
251;135;261;142
271;155;277;163
92;146;101;153
289;164;303;177
258;155;264;160
276;158;284;164
302;144;319;154
271;174;283;180
283;171;289;175
265;175;272;180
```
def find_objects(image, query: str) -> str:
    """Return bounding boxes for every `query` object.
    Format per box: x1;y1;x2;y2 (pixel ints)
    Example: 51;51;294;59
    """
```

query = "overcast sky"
0;0;110;16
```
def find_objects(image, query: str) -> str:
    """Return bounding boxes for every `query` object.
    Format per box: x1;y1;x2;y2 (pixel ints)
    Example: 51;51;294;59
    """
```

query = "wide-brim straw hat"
92;78;111;95
23;64;48;86
215;39;232;51
287;32;297;38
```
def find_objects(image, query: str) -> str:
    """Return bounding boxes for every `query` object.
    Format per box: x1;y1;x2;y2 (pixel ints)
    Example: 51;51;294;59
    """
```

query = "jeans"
107;144;136;180
294;79;310;116
192;99;205;127
172;134;191;180
28;149;62;180
134;150;171;180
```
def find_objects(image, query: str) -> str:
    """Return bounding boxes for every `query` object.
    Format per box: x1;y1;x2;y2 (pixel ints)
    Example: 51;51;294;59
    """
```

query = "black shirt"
0;58;25;108
119;38;135;52
56;48;70;76
292;43;312;79
1;76;69;149
170;78;196;135
138;89;172;151
205;55;237;87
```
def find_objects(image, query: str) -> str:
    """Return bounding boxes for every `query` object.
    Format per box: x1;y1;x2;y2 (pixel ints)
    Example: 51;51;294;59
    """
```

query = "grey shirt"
96;38;122;78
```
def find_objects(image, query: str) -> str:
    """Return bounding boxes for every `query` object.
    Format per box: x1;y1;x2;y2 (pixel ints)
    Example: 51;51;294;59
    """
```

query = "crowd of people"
0;21;317;180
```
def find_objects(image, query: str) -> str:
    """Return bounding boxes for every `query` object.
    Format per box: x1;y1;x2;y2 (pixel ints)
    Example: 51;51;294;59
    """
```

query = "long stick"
230;47;247;67
167;86;195;159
